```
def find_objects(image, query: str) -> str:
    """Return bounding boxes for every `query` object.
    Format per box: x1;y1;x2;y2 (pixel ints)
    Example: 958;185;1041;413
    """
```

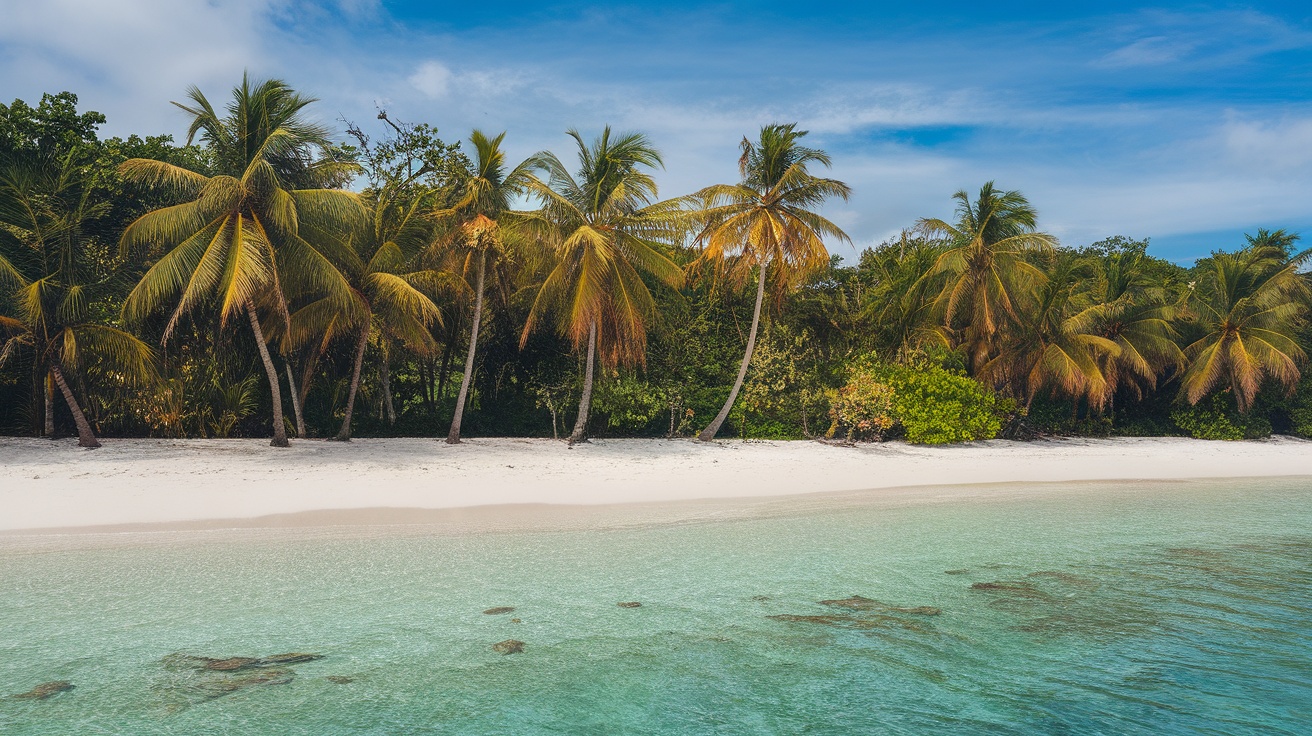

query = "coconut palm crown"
917;182;1056;373
1180;234;1310;413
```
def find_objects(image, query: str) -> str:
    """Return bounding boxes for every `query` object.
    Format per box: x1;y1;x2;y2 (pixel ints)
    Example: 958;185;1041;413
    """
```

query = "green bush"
1286;375;1312;438
832;356;1006;444
1171;392;1271;440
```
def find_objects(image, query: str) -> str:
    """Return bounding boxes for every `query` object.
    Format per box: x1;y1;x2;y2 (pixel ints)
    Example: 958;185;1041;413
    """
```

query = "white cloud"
1222;115;1312;172
1096;36;1193;68
408;61;453;99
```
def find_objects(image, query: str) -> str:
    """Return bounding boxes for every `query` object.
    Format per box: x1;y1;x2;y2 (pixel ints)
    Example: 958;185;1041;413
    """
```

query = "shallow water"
1;479;1310;734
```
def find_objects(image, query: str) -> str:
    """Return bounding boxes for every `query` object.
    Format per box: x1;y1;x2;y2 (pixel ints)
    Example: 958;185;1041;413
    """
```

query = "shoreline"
2;435;1312;532
2;436;1310;534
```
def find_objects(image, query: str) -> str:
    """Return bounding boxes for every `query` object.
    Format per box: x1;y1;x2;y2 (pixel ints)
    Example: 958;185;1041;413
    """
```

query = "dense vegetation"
3;80;1310;447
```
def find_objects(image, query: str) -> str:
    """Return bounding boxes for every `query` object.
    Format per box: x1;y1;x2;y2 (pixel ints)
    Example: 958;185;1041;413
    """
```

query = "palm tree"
1085;249;1185;409
918;183;1055;373
0;151;155;447
861;232;950;357
118;74;360;446
1180;236;1310;413
982;253;1119;410
690;123;851;441
290;186;445;441
436;130;535;444
520;127;685;445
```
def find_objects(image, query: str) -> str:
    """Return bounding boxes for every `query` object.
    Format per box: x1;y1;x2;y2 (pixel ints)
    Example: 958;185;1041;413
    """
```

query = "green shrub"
1171;392;1271;440
831;356;1006;444
1287;375;1312;438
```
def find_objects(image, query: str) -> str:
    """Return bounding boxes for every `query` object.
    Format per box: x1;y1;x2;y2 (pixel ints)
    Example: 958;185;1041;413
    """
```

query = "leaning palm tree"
118;74;360;446
0;151;155;447
691;123;851;441
520;127;685;445
918;183;1056;373
435;130;535;444
1179;238;1310;413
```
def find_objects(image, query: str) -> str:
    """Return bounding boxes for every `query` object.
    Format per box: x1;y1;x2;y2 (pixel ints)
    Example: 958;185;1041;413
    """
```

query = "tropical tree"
292;116;462;441
981;253;1119;410
1084;246;1185;409
1179;233;1310;413
521;127;685;445
436;130;535;444
917;182;1055;373
0;151;155;447
859;232;950;357
690;123;851;441
118;74;360;446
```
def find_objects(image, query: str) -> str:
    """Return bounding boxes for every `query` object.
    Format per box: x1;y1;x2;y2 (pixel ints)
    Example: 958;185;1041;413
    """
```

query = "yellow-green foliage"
826;373;895;441
831;357;1006;444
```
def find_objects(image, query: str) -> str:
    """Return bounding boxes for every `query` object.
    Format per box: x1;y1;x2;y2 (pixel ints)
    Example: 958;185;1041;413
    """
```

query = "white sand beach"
1;436;1310;533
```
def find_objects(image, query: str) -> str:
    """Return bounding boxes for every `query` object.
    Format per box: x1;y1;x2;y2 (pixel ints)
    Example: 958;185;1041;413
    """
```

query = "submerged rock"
969;580;1058;602
768;612;934;634
492;639;525;655
483;607;516;615
11;681;74;700
819;595;941;616
325;676;354;685
258;653;323;666
164;652;324;672
197;669;294;699
750;595;772;601
204;657;260;672
944;569;970;575
617;601;642;608
510;618;522;623
769;614;851;626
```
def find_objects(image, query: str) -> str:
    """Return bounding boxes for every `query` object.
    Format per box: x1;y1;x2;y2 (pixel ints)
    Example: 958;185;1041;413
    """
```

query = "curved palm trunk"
334;327;370;441
246;303;290;447
447;251;486;444
48;358;99;448
285;362;305;438
699;262;768;442
568;321;598;446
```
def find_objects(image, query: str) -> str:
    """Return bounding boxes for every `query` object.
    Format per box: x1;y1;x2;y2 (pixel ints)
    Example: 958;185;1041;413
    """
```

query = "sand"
1;435;1310;533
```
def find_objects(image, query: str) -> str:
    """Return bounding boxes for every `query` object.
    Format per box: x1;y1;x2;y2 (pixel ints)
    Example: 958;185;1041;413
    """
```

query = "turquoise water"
1;479;1310;734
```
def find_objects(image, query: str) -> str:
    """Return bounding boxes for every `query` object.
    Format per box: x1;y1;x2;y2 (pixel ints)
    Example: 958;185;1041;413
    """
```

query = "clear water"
1;479;1310;734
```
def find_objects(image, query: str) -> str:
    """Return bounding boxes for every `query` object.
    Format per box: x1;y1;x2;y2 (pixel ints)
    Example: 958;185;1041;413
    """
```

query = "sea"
1;477;1309;734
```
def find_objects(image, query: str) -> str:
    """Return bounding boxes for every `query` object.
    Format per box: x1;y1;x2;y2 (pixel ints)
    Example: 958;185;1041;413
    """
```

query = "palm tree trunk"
381;343;396;425
699;262;768;442
334;327;369;441
48;358;99;448
246;303;290;447
44;372;55;438
447;251;487;444
568;321;598;446
285;362;305;438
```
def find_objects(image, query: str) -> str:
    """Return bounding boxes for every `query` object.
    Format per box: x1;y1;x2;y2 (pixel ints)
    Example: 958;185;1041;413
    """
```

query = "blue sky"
3;1;1311;262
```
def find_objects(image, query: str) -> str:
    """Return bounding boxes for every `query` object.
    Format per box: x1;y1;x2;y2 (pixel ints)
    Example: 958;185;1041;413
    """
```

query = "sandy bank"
1;436;1310;533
